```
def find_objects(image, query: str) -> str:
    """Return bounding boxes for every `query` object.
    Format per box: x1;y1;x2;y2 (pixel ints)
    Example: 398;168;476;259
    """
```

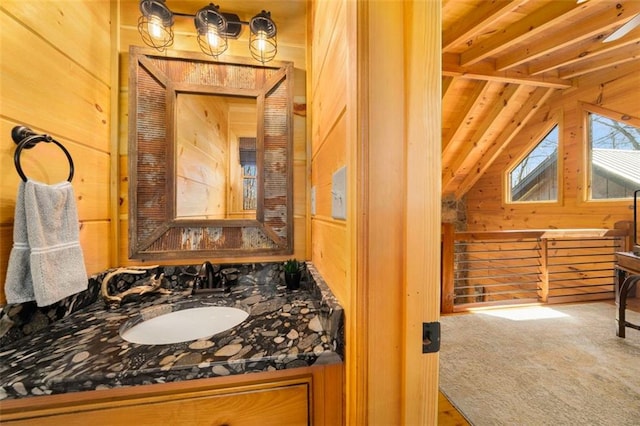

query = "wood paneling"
0;2;113;300
311;219;348;304
466;63;639;231
2;1;111;84
176;94;229;219
309;0;351;421
0;11;110;151
310;0;440;423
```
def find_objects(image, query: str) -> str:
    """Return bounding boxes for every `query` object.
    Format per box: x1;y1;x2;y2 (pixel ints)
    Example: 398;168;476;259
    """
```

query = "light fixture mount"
137;0;277;63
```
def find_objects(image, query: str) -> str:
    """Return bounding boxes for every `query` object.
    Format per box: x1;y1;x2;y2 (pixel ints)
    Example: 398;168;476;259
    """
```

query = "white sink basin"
120;306;249;345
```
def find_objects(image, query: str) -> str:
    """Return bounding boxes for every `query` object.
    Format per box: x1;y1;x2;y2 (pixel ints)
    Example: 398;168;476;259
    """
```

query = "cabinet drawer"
5;383;309;426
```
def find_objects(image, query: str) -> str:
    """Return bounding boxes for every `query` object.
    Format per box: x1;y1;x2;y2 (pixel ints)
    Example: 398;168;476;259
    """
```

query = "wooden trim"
441;223;455;314
580;102;640;128
349;0;369;423
615;221;635;252
539;238;549;302
404;1;441;424
501;108;560;205
109;0;120;267
0;364;343;425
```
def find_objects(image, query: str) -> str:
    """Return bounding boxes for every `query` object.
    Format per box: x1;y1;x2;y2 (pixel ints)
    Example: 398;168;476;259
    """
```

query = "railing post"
538;237;549;303
441;223;455;313
614;220;634;252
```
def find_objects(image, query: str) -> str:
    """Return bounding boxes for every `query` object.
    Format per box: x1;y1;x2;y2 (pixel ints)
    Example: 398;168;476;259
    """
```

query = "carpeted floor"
439;302;640;426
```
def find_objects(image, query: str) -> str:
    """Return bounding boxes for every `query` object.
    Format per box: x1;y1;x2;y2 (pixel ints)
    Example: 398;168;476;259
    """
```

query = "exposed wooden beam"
530;30;640;75
454;87;556;198
496;1;640;71
460;0;596;67
442;84;523;193
581;102;640;128
442;81;490;163
443;53;573;88
559;43;640;78
442;76;454;98
442;0;525;51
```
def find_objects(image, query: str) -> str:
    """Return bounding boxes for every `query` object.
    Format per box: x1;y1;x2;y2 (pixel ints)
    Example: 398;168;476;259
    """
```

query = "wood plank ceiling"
442;0;640;198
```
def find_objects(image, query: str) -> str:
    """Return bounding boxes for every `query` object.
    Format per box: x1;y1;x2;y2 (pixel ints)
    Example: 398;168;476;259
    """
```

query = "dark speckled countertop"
0;263;343;400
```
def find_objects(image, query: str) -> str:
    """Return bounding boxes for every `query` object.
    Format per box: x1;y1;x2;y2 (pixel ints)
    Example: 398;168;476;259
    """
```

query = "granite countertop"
0;263;343;400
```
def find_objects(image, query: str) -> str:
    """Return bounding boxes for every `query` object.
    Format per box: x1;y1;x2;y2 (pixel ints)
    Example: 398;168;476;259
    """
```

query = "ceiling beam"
460;0;596;67
442;81;490;164
442;0;526;51
559;44;640;78
442;76;455;98
443;53;573;89
496;1;640;71
442;84;523;193
529;29;640;75
454;87;556;198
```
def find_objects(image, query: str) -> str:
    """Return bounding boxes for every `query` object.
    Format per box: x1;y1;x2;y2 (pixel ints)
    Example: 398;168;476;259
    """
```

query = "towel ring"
12;126;74;182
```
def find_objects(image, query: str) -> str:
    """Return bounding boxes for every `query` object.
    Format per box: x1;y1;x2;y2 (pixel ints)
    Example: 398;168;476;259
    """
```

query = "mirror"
175;93;257;220
128;46;293;259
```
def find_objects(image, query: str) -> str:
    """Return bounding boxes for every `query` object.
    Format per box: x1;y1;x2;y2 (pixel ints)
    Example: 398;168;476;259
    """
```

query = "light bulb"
256;30;267;52
206;25;220;48
148;15;164;39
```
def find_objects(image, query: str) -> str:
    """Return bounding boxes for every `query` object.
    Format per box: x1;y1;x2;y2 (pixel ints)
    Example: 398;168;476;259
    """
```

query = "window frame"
504;113;562;205
581;102;640;203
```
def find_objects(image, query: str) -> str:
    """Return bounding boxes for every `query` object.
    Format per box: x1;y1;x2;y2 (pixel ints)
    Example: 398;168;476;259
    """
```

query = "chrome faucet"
192;261;225;294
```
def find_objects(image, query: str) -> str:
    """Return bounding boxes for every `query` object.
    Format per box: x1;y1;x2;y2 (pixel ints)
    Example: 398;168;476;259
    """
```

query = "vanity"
0;263;344;424
0;45;328;423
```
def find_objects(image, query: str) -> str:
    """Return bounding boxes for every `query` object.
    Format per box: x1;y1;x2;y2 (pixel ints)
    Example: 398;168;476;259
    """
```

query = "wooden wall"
309;0;441;423
0;1;114;304
466;62;640;231
309;0;349;306
117;0;308;266
176;95;229;219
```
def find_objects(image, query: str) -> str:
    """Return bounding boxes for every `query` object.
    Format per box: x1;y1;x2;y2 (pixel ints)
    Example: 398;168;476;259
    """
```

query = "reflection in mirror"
176;94;257;220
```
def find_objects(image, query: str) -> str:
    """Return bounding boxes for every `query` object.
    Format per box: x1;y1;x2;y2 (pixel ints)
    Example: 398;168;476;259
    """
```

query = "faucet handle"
192;261;226;295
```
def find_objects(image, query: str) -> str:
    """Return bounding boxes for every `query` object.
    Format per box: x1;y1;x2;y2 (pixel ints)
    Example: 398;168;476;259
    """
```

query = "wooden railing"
441;222;634;313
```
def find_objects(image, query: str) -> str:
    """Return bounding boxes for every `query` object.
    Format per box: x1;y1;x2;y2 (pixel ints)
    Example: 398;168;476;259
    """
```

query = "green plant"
283;258;300;274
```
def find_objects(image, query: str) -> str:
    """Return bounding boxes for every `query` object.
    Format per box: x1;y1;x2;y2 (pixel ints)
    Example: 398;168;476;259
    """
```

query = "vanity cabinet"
1;364;343;425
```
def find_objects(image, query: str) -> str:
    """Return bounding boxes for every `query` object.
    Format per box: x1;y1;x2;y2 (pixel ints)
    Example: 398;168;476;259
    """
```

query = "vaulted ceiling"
442;0;640;198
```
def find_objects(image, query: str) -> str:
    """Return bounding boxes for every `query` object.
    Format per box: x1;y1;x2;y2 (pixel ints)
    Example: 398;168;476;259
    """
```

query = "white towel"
5;180;87;306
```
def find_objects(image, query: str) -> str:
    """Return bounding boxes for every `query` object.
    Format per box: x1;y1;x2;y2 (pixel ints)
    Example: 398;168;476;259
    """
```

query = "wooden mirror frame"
128;46;293;260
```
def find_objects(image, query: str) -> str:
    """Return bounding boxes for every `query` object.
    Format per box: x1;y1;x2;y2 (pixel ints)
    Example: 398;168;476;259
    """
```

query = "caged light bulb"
148;15;164;39
256;30;267;51
206;26;220;48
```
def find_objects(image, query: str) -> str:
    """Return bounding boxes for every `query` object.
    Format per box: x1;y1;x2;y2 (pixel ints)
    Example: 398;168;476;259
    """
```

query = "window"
242;164;257;210
239;137;257;210
588;112;640;200
508;125;559;202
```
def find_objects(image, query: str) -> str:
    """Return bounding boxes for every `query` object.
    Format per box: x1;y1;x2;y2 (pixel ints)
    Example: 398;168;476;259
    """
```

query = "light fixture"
138;0;174;51
194;3;228;58
249;11;277;64
137;0;278;63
